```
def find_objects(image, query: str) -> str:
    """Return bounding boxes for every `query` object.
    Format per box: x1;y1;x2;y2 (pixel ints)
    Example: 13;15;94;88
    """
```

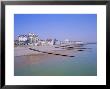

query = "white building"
17;33;58;46
60;39;70;44
28;33;39;44
74;41;83;44
18;35;28;42
47;39;54;45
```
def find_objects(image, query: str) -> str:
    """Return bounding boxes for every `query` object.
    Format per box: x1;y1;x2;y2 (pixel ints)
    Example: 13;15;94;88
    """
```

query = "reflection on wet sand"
14;49;84;69
15;54;61;68
14;44;97;76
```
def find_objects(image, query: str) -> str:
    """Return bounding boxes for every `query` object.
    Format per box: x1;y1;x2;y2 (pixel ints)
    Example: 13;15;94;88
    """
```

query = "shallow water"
14;44;97;76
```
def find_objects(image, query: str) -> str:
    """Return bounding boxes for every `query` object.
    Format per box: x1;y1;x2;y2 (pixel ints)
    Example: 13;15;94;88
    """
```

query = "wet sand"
14;45;77;57
15;54;54;66
14;44;97;76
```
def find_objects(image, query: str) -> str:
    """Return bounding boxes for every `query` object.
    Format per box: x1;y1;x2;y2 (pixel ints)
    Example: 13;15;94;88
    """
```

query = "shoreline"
14;45;76;57
14;44;95;57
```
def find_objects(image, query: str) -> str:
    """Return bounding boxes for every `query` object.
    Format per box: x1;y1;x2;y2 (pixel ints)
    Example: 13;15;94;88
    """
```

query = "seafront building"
14;33;84;46
28;33;39;45
17;33;39;45
18;35;28;45
60;39;83;46
15;33;57;46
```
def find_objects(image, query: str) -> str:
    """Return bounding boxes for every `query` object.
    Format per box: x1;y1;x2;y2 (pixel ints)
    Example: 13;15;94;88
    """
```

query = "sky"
14;14;97;42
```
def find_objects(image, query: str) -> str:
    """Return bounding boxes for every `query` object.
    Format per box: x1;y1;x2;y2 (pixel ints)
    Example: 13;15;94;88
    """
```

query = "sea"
14;44;97;76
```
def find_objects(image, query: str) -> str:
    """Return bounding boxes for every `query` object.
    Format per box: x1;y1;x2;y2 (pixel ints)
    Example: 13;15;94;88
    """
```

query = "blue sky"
14;14;97;42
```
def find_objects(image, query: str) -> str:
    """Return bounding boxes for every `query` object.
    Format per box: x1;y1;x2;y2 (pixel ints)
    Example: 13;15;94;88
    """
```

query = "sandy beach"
14;45;77;57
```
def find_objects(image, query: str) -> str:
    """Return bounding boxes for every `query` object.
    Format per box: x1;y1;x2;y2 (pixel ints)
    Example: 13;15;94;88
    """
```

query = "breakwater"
29;48;75;57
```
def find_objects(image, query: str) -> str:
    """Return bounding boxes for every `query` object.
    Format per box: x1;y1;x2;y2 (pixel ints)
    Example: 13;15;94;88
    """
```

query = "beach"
14;44;97;76
14;45;78;57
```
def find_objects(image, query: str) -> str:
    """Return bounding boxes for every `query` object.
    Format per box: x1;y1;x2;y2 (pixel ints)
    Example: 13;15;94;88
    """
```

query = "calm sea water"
14;44;97;76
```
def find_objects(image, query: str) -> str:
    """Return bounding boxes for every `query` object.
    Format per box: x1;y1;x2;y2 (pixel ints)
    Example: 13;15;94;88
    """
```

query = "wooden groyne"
29;48;75;57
